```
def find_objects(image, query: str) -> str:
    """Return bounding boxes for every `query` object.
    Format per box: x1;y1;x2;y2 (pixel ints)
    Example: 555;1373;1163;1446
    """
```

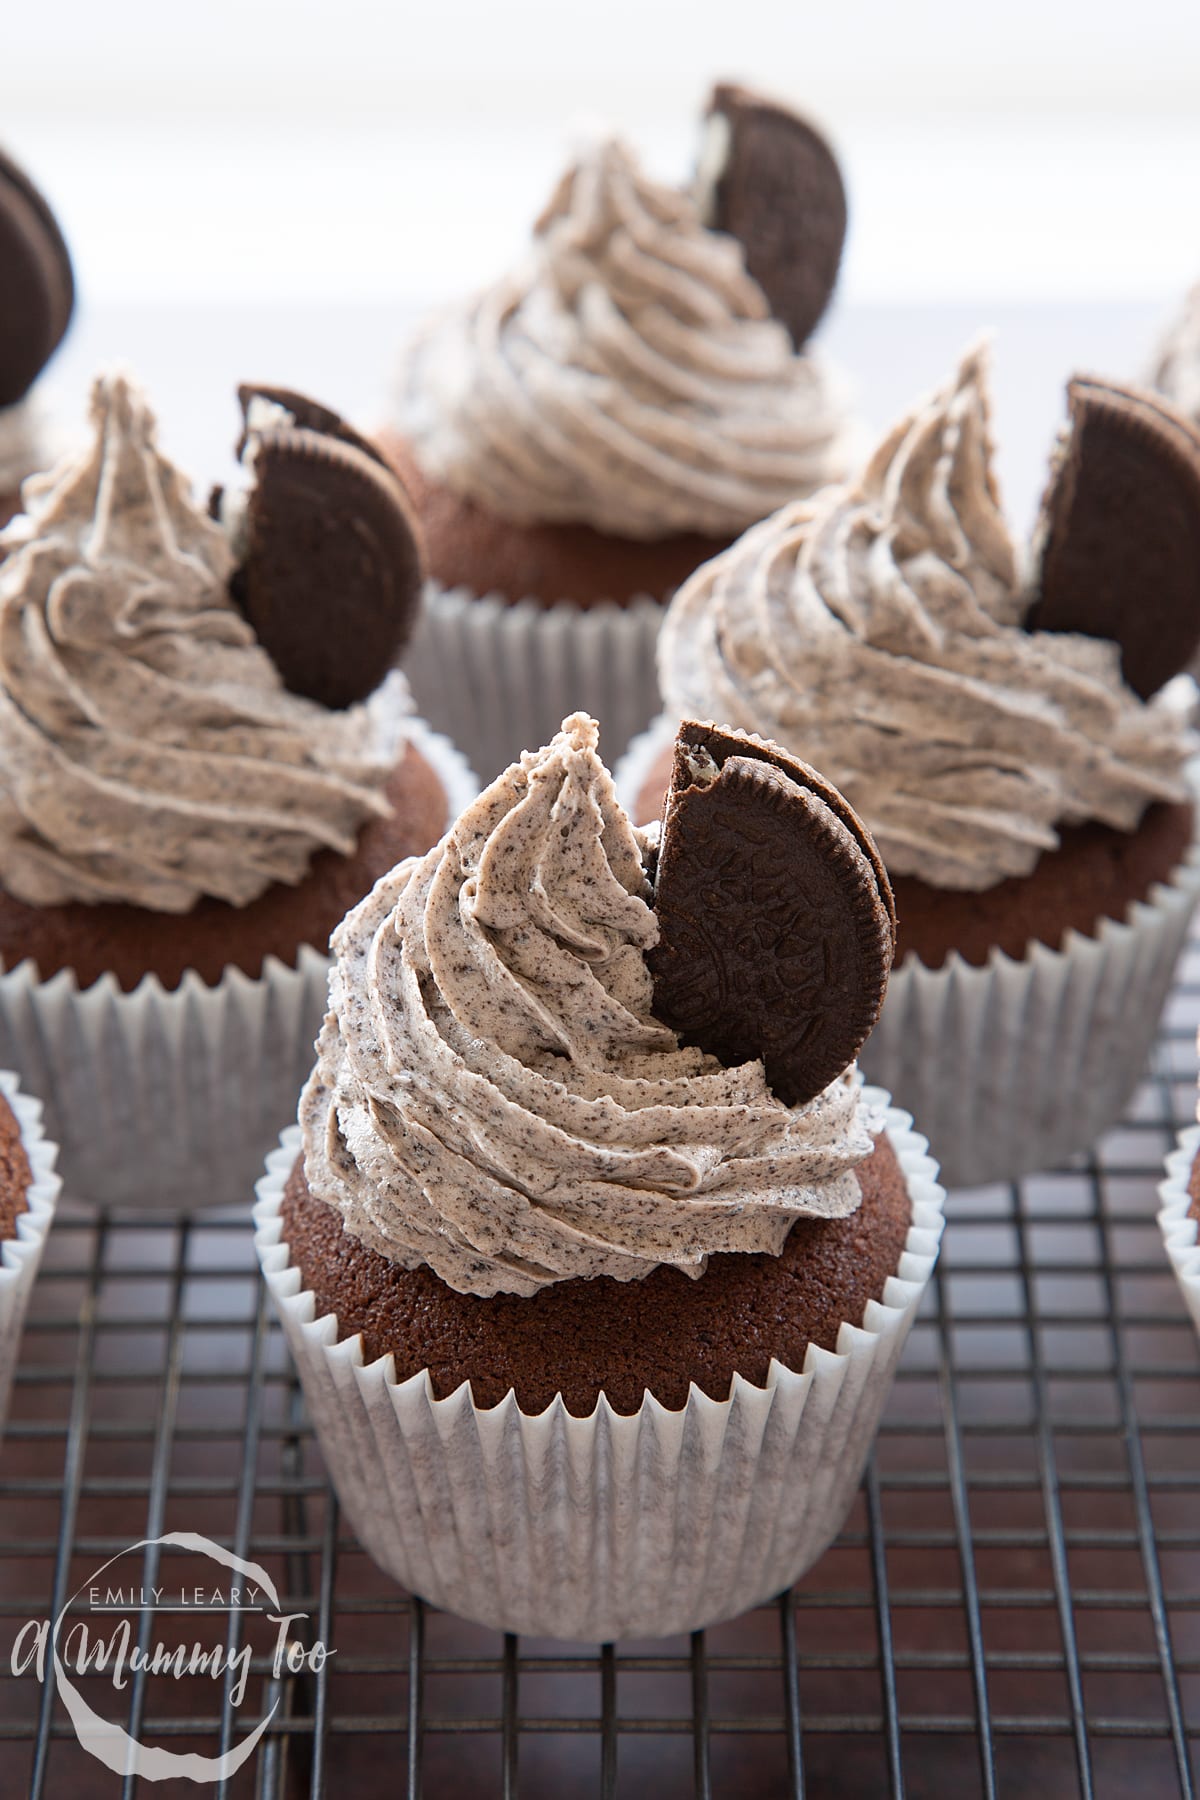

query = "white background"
5;0;1200;532
5;0;1199;308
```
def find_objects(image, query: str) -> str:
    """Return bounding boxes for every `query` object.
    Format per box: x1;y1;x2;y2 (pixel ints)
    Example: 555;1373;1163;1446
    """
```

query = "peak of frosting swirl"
0;371;403;913
393;136;854;541
300;713;875;1298
1150;284;1200;427
659;343;1194;892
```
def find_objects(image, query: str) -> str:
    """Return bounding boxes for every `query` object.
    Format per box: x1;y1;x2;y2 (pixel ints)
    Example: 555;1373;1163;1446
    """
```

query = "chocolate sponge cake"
380;431;734;611
280;1130;910;1416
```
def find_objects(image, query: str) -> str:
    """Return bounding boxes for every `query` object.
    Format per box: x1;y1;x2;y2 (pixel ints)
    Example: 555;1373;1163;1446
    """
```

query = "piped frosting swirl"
300;714;874;1297
394;137;854;541
0;371;404;912
659;343;1193;892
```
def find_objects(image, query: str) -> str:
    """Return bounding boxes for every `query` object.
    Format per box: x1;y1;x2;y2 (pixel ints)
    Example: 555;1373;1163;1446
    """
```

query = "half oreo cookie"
1026;376;1200;699
648;721;895;1107
0;147;75;408
215;386;425;710
697;83;847;351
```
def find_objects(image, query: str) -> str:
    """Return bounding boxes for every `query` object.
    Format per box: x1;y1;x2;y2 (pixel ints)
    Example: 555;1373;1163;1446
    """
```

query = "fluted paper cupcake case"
1158;1124;1200;1335
616;717;1200;1189
401;580;668;787
252;1096;945;1643
0;1070;61;1442
0;721;478;1212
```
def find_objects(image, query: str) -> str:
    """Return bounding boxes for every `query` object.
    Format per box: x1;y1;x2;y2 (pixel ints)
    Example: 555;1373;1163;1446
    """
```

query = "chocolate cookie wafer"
0;146;74;408
216;390;425;709
648;721;894;1106
1027;376;1200;699
698;83;847;351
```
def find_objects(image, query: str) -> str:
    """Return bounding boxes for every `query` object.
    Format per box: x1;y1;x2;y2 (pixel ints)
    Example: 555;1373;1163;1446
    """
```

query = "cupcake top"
659;343;1195;893
393;134;855;542
1149;284;1200;427
300;713;880;1299
0;372;406;913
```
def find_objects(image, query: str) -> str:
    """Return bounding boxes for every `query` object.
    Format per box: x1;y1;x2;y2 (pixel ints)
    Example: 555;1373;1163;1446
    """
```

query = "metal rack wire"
2;938;1200;1798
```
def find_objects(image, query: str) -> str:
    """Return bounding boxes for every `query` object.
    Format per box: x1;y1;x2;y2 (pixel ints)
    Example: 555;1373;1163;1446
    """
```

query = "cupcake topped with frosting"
0;367;467;1003
382;85;856;613
385;84;858;792
301;713;895;1298
0;372;404;913
396;135;853;545
659;343;1197;896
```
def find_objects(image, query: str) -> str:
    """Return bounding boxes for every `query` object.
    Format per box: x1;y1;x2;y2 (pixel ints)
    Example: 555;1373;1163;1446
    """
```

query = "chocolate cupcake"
255;715;944;1641
0;144;74;535
382;84;857;783
629;343;1200;1185
0;372;477;1209
0;1070;60;1444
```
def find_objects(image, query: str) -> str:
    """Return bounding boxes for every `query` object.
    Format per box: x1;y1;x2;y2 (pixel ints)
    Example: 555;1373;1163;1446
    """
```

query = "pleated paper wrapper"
0;722;478;1213
0;1070;61;1441
616;715;1200;1189
401;580;668;787
253;1097;945;1643
1159;1123;1200;1337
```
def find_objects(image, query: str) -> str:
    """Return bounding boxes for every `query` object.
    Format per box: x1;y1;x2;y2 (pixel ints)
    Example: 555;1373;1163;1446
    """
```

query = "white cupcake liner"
402;580;669;786
0;1070;62;1443
0;721;478;1212
1158;1123;1200;1336
616;715;1200;1188
865;838;1200;1187
253;1094;944;1642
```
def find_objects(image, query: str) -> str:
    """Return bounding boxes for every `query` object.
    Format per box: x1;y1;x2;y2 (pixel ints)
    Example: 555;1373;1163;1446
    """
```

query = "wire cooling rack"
2;941;1200;1799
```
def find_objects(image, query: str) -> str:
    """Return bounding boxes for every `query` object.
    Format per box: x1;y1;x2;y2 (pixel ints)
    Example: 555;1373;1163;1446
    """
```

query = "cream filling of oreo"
0;394;48;495
217;396;297;558
300;713;876;1299
658;342;1194;892
691;111;732;227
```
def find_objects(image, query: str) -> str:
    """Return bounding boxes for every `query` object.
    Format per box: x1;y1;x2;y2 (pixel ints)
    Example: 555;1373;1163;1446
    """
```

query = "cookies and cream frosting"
659;343;1193;892
0;371;404;913
394;137;854;542
300;713;875;1298
1149;285;1200;426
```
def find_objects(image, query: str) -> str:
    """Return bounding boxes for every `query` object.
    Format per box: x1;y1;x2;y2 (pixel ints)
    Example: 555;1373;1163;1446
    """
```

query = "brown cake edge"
276;1133;912;1417
379;431;734;611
